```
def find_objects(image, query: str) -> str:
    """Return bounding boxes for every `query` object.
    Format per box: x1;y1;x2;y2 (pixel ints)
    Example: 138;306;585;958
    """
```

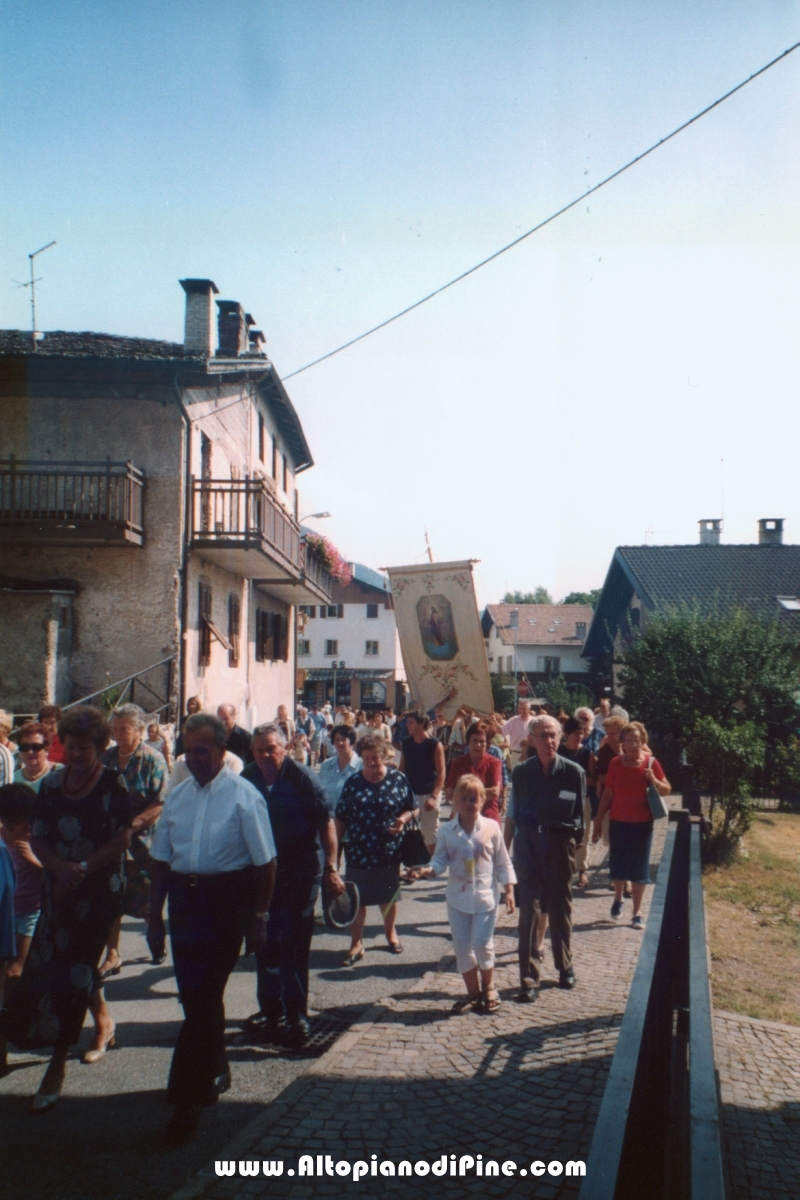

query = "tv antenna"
424;529;434;563
14;241;56;350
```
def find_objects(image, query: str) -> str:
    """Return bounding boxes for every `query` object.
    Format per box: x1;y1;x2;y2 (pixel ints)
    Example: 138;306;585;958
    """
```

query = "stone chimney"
698;519;721;546
758;518;784;546
179;279;219;354
216;300;248;356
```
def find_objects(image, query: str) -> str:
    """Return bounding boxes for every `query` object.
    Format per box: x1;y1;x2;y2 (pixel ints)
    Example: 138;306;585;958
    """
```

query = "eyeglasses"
20;743;47;753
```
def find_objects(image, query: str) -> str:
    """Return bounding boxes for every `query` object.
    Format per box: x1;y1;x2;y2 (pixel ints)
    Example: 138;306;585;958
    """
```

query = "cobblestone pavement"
715;1011;800;1200
172;820;671;1200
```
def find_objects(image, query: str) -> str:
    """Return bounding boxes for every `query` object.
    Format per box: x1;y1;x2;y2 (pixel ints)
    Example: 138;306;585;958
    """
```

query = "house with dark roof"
297;563;408;713
481;604;594;689
0;280;333;722
583;520;800;670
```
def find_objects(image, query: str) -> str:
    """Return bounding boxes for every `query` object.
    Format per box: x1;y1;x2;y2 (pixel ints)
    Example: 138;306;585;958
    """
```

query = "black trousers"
166;869;254;1107
255;883;316;1023
518;831;576;987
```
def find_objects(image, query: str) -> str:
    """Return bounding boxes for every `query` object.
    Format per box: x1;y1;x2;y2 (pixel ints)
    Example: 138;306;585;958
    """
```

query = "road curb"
168;951;456;1200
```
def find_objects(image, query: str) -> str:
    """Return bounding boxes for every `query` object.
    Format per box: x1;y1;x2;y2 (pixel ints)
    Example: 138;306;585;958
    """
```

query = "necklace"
62;762;102;798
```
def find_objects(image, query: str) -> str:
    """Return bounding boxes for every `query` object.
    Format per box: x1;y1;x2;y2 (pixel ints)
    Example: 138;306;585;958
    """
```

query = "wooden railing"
189;476;302;574
579;813;726;1200
301;540;334;599
0;458;144;544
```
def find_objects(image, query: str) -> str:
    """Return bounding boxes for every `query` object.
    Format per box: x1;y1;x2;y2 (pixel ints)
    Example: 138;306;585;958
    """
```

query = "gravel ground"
0;874;454;1200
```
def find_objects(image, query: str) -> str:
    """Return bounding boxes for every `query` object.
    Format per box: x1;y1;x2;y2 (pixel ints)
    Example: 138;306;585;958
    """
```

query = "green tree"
502;587;553;605
687;717;764;863
491;672;517;714
560;589;602;607
618;601;798;749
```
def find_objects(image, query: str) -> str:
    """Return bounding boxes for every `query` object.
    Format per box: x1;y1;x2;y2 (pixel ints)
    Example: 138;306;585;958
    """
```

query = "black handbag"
400;817;431;867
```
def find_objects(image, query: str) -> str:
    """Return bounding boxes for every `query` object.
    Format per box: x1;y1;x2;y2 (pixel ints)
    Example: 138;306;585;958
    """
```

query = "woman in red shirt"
445;722;502;824
592;722;670;928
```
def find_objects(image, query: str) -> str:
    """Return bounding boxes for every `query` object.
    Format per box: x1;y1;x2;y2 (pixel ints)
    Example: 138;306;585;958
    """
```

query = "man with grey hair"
242;722;345;1048
148;712;276;1146
507;714;585;1000
217;703;254;765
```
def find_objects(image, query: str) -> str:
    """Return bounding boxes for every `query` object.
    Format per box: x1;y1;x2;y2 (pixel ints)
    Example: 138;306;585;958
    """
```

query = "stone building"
0;279;333;724
297;563;407;713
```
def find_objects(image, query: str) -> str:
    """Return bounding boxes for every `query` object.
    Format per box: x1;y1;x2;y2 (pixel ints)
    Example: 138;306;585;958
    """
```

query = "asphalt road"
0;873;454;1200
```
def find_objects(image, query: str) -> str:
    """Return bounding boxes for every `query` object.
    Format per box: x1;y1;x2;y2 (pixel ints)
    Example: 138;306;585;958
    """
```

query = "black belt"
171;866;254;888
537;826;577;836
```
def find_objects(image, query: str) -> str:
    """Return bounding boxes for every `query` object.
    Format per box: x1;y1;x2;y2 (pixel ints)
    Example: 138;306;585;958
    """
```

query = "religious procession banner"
386;560;493;719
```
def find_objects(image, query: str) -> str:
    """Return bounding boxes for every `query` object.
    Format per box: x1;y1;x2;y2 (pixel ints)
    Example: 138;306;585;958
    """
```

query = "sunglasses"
20;743;47;753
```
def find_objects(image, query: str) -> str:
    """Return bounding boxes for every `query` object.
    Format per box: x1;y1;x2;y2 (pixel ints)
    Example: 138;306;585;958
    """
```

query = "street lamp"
331;660;346;706
300;512;331;521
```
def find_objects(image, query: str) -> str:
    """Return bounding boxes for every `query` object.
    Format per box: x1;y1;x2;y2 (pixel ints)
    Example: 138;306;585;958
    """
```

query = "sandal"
451;994;480;1014
342;947;364;968
482;986;501;1013
578;872;589;888
98;952;122;979
387;941;404;955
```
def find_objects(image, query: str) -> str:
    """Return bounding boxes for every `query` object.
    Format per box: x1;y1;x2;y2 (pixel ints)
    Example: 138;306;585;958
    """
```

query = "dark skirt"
345;863;401;908
608;819;654;885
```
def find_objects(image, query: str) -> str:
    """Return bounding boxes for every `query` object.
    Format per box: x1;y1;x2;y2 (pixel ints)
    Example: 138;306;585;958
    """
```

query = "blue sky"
2;2;800;604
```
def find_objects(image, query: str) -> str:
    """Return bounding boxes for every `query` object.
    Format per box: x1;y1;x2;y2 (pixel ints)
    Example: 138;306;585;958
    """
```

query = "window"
298;639;311;656
228;594;240;668
325;639;338;657
537;656;560;673
198;582;212;666
366;603;379;619
326;604;344;618
300;605;316;618
258;413;265;463
630;608;641;628
257;610;289;662
576;621;587;640
365;640;379;656
282;453;288;492
271;434;277;480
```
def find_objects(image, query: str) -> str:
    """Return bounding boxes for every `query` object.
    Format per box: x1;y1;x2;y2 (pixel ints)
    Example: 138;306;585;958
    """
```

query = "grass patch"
703;812;800;1026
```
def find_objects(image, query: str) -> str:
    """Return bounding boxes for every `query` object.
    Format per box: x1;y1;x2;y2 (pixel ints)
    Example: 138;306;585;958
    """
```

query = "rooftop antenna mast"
16;241;56;350
424;529;434;563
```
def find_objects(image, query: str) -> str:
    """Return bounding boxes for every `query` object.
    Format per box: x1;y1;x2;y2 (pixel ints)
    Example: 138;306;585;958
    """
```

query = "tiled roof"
618;545;800;608
484;604;594;646
0;329;202;360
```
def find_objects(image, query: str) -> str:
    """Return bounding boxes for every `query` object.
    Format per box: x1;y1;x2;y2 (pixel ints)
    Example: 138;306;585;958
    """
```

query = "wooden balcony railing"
189;476;302;575
301;540;334;599
0;458;144;545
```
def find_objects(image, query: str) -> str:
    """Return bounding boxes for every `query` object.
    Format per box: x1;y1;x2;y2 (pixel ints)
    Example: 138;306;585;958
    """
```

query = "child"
415;774;515;1014
144;721;171;769
290;731;309;765
0;783;43;984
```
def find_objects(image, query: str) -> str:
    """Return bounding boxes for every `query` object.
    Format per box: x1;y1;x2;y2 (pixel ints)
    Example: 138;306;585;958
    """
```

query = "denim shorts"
14;910;40;939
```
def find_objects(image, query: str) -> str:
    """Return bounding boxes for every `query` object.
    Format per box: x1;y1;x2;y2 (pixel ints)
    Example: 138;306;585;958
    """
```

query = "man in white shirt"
502;700;533;769
164;748;243;795
148;713;276;1147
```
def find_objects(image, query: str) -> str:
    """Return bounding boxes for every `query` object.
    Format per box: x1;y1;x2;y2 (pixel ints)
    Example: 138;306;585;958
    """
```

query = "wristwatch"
79;860;89;872
254;911;270;922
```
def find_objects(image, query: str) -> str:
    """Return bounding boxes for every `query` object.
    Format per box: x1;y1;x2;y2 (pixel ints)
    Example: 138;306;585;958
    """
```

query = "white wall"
299;599;403;675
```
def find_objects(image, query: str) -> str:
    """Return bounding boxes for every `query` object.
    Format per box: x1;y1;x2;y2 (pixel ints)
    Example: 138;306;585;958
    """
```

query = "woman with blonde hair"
593;722;670;928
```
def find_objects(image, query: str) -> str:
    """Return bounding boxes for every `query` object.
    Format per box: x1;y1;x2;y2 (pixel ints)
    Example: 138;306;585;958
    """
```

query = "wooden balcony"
0;459;144;546
188;477;332;604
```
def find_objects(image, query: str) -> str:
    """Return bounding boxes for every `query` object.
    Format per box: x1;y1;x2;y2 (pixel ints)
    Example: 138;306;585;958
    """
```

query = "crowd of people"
0;691;670;1147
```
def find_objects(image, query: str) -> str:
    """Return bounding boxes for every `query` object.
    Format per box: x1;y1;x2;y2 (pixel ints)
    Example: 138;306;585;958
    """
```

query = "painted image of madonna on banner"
417;595;459;660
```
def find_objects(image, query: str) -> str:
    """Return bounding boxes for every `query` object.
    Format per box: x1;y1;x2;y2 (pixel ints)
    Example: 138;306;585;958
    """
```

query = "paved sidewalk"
715;1011;800;1200
173;822;670;1200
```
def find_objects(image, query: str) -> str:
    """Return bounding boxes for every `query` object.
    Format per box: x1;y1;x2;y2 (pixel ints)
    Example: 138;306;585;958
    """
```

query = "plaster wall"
0;391;185;707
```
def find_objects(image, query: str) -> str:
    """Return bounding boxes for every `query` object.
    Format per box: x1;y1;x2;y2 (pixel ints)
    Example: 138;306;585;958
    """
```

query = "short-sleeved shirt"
242;757;331;896
606;756;666;823
336;768;415;869
150;766;276;874
102;741;166;822
318;752;363;816
6;840;43;916
0;839;16;959
445;753;503;823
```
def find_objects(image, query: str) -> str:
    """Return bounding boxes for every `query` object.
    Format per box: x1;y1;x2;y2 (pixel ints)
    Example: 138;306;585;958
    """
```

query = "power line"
282;41;800;381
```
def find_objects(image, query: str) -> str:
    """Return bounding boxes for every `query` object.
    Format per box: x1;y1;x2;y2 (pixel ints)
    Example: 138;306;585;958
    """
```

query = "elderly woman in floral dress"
2;706;131;1110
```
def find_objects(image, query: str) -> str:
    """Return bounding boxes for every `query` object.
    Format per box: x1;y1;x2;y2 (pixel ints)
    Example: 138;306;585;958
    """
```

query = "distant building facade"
481;604;593;690
0;279;332;724
298;563;407;712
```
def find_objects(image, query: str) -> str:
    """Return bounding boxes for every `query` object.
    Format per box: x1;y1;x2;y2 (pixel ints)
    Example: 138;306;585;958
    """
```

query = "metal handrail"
63;656;175;713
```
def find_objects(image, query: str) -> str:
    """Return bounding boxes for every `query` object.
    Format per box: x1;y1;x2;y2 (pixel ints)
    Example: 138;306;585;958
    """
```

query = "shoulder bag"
646;756;668;820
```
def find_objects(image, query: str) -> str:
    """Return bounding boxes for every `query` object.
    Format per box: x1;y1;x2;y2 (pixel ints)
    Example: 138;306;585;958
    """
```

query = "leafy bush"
687;717;764;862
